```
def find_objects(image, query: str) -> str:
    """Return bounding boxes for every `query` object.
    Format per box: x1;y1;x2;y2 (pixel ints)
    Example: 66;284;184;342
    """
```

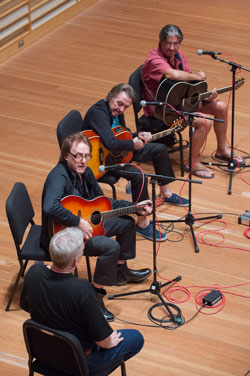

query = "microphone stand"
156;111;223;253
108;171;200;324
202;54;250;195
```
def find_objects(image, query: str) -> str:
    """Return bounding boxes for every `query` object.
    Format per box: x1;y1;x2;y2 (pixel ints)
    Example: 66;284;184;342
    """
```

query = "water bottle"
125;181;132;201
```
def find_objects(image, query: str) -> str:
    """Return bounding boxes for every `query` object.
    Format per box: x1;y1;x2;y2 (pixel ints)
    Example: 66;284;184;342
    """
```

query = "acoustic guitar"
83;119;185;179
154;77;245;125
53;195;163;236
83;126;133;179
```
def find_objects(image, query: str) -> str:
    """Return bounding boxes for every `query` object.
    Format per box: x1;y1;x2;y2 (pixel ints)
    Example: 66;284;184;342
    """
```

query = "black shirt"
20;264;113;351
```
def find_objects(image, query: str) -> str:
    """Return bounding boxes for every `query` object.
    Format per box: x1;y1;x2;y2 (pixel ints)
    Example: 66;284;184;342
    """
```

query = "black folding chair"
5;182;51;311
129;65;189;176
23;319;127;376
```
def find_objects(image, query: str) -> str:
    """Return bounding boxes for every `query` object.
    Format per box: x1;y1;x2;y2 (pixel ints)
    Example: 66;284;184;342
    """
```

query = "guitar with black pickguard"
154;77;245;125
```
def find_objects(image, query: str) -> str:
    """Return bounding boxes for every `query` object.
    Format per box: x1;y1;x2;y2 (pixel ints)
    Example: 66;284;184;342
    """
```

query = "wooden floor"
1;0;250;375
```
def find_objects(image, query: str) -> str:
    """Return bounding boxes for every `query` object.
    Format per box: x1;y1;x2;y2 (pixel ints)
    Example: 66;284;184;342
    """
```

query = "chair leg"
5;262;26;311
21;259;29;276
178;132;185;177
85;256;92;283
111;184;117;199
29;363;34;376
120;361;127;376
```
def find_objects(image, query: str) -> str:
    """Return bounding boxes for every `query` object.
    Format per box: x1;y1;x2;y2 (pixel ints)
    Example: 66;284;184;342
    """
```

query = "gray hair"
49;227;84;268
106;83;137;102
159;24;184;43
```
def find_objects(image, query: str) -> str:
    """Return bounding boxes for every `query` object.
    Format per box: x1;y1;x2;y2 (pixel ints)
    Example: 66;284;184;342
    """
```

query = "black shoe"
116;263;152;286
94;288;114;322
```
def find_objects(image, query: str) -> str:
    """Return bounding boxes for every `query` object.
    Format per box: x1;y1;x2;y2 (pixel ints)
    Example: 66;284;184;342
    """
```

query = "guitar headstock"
235;77;245;90
169;117;186;133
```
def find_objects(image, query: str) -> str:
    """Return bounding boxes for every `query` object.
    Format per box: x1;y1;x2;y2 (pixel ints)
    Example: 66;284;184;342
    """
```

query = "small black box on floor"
203;289;222;306
238;210;250;226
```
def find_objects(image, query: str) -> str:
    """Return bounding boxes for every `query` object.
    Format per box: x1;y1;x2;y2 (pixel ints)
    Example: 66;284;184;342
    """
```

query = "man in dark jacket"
82;83;189;242
40;132;152;321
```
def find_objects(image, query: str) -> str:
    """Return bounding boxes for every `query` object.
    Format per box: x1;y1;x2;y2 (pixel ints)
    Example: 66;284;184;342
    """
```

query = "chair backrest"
128;65;144;121
57;110;83;147
6;182;35;249
23;319;89;376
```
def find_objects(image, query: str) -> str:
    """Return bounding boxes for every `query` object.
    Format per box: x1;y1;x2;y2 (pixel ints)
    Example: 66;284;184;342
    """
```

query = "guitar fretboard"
101;205;138;221
151;118;184;141
199;85;233;101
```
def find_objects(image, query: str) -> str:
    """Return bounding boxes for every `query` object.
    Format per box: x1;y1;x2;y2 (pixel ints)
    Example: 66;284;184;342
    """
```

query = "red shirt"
142;47;191;116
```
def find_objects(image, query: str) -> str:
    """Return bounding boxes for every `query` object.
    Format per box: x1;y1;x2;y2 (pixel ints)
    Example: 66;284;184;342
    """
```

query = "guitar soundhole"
91;210;102;225
105;152;127;165
190;93;199;105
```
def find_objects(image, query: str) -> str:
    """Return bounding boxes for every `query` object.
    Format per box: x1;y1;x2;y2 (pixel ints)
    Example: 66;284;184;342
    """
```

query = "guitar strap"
175;52;184;71
140;67;157;101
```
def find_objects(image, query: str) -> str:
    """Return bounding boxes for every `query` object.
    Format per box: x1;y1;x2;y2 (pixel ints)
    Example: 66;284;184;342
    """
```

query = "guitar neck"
150;118;184;142
151;127;172;141
102;204;138;221
199;85;232;101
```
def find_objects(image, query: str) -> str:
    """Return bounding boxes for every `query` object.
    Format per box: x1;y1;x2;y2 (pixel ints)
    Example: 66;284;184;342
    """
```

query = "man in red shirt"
142;24;243;178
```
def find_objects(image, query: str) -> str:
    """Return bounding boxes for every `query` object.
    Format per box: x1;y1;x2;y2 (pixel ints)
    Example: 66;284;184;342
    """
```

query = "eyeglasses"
69;152;92;161
164;42;180;48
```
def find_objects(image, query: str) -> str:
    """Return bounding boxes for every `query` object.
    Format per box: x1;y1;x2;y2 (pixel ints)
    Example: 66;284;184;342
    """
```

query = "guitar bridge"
99;148;104;164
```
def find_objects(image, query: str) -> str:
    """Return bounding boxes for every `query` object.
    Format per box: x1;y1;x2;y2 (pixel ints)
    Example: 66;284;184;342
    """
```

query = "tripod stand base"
108;275;182;300
202;159;247;170
148;301;183;325
152;213;222;253
108;276;182;325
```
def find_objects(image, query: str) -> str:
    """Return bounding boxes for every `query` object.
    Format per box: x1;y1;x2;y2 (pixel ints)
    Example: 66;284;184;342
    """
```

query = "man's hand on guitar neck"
202;87;218;103
138;132;152;144
78;218;93;241
133;132;152;150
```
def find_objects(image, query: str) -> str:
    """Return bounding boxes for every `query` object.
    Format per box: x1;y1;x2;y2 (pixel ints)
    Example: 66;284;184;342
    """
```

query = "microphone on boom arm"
197;49;222;56
140;100;166;107
98;163;129;173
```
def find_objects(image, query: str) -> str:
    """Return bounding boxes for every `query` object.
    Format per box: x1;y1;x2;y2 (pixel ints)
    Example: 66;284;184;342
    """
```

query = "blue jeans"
87;329;144;374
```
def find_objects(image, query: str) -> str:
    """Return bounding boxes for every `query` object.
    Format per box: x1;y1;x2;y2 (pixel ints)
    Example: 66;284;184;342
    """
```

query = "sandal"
215;153;245;164
184;165;215;179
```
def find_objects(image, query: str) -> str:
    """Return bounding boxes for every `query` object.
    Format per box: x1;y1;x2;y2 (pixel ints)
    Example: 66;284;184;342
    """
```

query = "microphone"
197;49;222;56
140;100;166;107
98;163;129;172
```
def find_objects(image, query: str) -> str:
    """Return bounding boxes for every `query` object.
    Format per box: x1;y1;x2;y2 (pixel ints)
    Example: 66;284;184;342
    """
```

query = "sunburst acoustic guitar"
83;120;185;179
53;195;163;237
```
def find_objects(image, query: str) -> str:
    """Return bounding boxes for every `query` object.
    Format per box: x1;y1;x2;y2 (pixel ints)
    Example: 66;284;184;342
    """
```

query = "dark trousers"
84;215;136;286
87;329;144;374
110;143;175;202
